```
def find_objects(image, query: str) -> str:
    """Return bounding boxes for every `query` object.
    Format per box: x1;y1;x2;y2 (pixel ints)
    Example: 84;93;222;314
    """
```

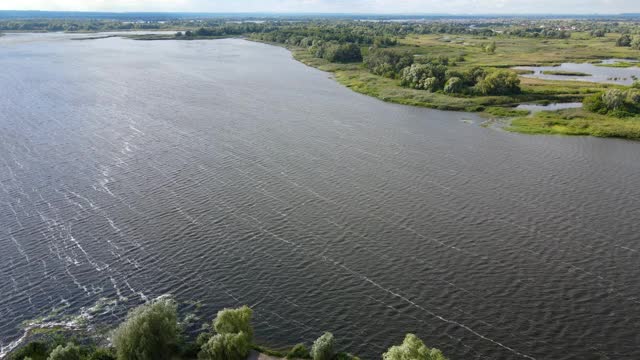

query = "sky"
0;0;638;14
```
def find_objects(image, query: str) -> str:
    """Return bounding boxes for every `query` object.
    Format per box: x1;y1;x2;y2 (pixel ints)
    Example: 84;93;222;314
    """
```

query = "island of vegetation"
7;298;448;360
2;16;640;138
541;70;591;76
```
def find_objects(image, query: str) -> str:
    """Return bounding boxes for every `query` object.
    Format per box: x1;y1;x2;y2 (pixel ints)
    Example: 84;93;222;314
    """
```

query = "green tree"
484;41;496;54
323;43;363;63
48;344;82;360
383;334;447;360
617;34;632;47
112;298;179;360
444;77;464;94
287;343;311;359
311;332;335;360
602;89;626;111
200;332;251;360
475;70;521;95
400;63;447;91
213;305;254;340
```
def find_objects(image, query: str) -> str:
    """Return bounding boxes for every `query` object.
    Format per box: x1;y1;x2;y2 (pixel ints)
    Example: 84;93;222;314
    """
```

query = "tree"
112;298;179;360
48;344;82;360
602;89;626;111
311;332;335;360
631;36;640;50
475;70;521;95
213;305;254;340
364;49;414;78
323;43;363;63
383;334;447;360
200;332;251;360
616;34;632;47
484;41;496;54
400;63;447;91
444;77;464;94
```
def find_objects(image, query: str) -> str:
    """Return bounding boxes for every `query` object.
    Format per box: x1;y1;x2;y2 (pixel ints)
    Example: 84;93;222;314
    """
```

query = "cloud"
0;0;636;14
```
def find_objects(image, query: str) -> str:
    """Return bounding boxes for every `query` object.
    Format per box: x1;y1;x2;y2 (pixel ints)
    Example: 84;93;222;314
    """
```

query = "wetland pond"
514;59;640;85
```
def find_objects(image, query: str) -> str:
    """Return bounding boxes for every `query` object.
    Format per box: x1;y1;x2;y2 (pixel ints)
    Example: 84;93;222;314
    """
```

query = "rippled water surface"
1;34;639;360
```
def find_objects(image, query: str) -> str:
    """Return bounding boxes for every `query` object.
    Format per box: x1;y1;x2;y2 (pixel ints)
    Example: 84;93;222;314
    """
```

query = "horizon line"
0;10;637;16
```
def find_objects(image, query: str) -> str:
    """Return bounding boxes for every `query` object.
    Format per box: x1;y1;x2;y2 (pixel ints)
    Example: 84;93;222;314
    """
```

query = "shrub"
112;298;179;360
310;332;335;360
9;341;48;360
583;93;606;113
475;70;521;95
213;305;254;340
199;332;251;360
602;89;626;111
383;334;447;360
88;348;116;360
287;343;311;359
616;34;632;47
48;343;82;360
444;77;464;94
484;41;496;54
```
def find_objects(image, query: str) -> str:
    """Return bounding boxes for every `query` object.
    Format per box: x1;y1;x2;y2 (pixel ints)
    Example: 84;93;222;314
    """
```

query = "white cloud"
0;0;637;14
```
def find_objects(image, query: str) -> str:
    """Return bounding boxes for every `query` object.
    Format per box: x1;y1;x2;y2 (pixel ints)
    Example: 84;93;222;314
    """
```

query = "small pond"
516;102;583;113
513;59;640;85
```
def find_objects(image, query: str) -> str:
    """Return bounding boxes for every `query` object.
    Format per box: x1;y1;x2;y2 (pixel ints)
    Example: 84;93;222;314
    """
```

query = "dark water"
1;33;639;359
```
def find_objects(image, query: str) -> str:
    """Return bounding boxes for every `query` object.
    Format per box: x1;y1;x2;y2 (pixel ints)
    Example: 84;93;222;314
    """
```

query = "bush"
475;70;521;95
602;89;626;111
9;341;48;360
383;334;447;360
88;348;116;360
310;332;335;360
617;34;632;47
200;332;251;360
213;305;254;340
444;77;464;94
112;298;179;360
48;344;82;360
287;343;311;359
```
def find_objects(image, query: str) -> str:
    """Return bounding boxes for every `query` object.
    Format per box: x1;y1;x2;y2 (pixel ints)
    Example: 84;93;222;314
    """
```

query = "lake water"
1;33;639;360
514;59;640;85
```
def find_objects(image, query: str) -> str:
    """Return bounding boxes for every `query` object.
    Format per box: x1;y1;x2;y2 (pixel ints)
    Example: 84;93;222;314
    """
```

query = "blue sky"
0;0;638;14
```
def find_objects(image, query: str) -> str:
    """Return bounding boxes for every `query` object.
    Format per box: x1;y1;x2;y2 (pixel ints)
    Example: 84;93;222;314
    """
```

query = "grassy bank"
508;108;640;139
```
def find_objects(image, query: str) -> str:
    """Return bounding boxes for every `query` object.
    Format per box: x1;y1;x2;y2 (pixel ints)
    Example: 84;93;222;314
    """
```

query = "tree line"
9;298;448;360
